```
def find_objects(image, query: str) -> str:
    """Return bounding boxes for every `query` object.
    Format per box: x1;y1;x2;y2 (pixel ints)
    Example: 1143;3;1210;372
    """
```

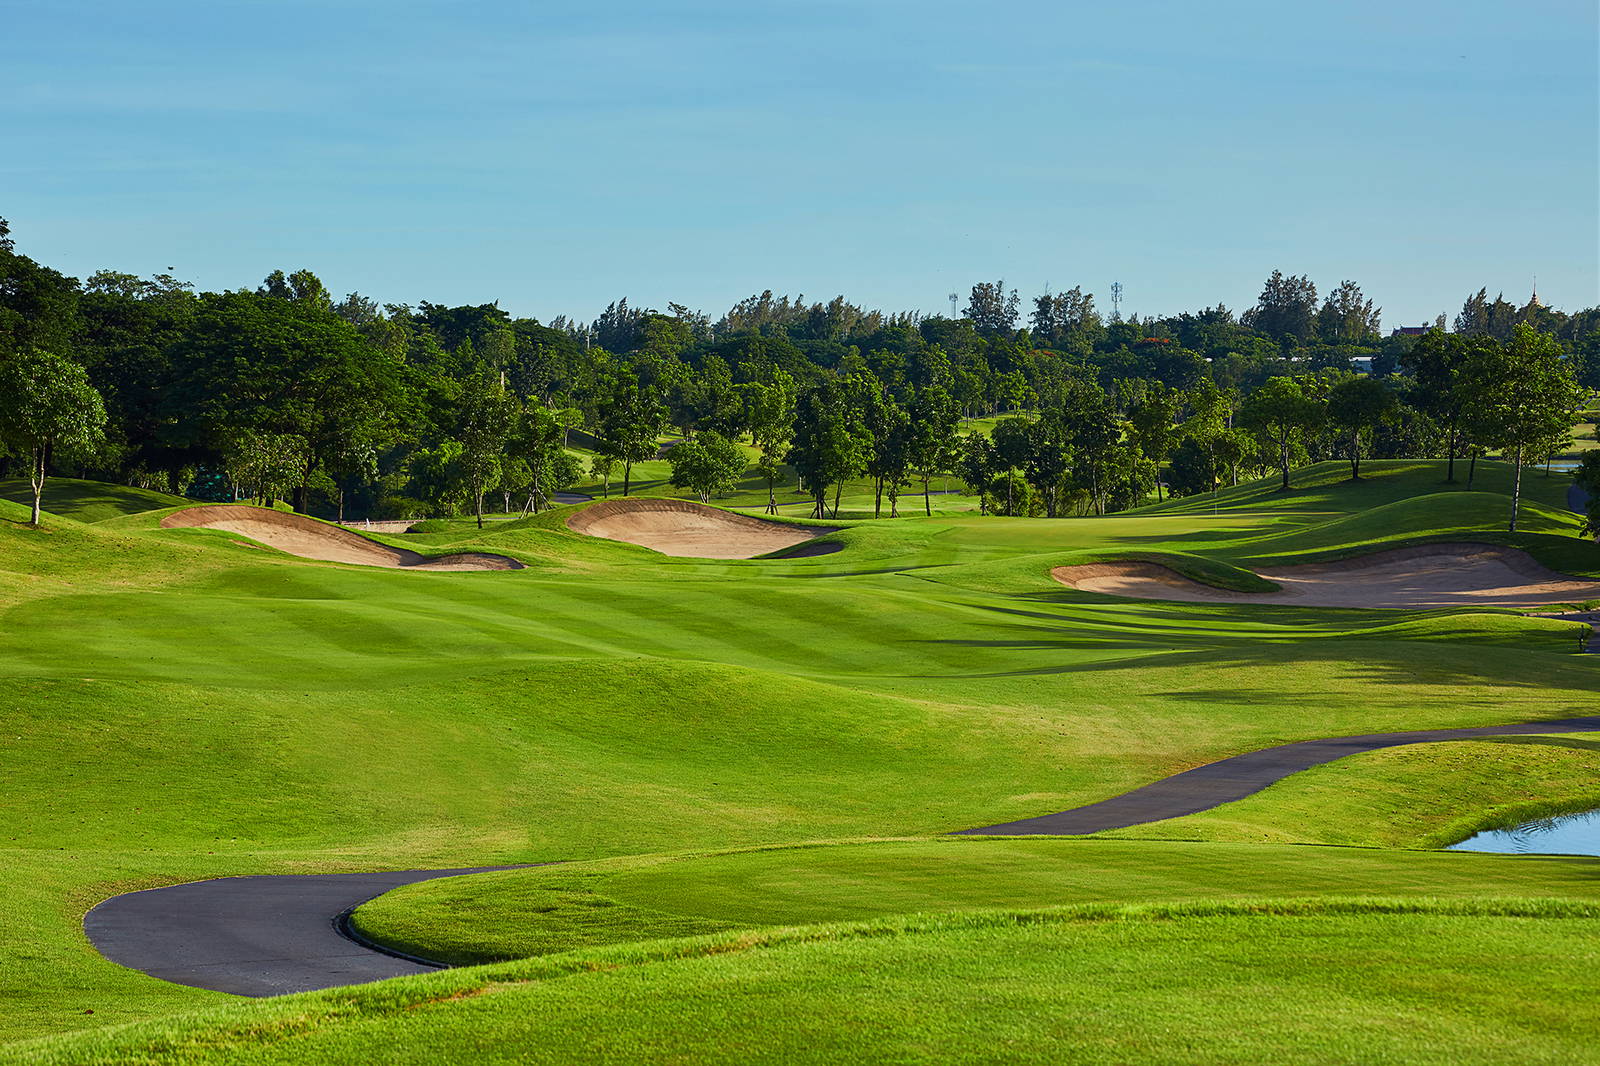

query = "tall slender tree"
0;349;108;526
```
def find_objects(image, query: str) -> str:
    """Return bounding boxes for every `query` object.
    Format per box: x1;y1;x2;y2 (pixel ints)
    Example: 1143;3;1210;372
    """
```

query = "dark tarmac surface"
960;715;1600;835
86;866;523;997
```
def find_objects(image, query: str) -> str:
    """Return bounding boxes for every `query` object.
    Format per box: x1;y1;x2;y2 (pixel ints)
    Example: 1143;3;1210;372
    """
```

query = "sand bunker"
162;506;523;571
567;498;838;559
1053;543;1600;609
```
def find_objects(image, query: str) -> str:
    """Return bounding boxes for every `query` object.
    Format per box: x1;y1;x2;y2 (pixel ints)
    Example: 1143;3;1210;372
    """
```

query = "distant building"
1389;325;1431;337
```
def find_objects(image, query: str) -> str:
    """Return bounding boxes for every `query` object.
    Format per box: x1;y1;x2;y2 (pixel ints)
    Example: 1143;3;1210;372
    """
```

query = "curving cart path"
85;867;525;997
959;714;1600;835
86;716;1600;997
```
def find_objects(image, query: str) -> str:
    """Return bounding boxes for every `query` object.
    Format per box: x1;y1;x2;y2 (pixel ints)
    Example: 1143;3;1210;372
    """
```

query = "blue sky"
3;0;1596;328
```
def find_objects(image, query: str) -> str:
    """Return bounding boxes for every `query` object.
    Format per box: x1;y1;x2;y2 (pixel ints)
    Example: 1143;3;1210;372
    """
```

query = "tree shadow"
1479;735;1600;755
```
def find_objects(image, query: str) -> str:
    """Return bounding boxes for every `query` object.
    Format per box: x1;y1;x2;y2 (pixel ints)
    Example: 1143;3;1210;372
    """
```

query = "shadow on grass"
1481;735;1600;755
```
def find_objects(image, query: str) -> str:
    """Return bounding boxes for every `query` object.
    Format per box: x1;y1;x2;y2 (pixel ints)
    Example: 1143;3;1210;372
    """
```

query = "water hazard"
1449;808;1600;857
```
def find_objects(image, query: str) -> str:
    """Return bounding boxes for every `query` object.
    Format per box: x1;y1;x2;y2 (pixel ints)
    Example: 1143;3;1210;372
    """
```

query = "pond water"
1449;808;1600;856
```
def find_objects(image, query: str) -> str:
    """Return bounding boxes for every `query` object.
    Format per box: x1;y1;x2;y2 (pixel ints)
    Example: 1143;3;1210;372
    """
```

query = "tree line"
0;215;1594;531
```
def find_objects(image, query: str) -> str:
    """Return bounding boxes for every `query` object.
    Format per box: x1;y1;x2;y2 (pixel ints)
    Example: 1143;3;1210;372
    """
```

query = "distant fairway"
5;460;1600;1060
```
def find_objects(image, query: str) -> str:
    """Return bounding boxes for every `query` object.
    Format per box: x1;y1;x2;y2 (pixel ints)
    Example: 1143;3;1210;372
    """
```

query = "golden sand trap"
1053;543;1600;609
161;506;524;571
567;498;838;559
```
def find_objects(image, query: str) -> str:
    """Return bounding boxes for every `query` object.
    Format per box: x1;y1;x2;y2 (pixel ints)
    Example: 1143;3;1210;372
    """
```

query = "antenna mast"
948;292;959;318
1110;281;1123;321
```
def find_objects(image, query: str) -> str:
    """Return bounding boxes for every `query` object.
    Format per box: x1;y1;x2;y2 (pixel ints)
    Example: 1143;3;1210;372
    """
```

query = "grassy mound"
1135;458;1580;517
1101;732;1600;849
0;477;189;524
11;902;1599;1065
350;837;1600;966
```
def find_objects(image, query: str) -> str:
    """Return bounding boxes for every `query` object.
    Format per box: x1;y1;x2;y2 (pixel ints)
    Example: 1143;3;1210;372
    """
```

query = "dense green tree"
1573;451;1600;538
1242;271;1318;343
990;416;1033;516
408;439;473;516
0;348;108;526
166;291;404;513
964;280;1020;336
1326;375;1398;480
508;404;568;513
906;384;959;515
1165;436;1217;498
1315;280;1382;344
457;369;520;527
863;391;910;517
223;429;311;506
954;432;998;514
1454;288;1520;341
790;376;873;518
668;431;747;503
78;269;198;486
0;219;80;359
1460;324;1578;531
1070;410;1126;516
1240;376;1325;490
589;453;616;499
1400;328;1480;481
1127;384;1181;500
599;383;668;496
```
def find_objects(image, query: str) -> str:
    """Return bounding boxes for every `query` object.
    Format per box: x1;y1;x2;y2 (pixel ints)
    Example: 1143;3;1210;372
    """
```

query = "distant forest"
2;214;1596;525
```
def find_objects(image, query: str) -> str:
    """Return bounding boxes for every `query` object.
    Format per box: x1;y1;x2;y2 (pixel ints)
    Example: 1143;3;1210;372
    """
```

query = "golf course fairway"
6;459;1600;1064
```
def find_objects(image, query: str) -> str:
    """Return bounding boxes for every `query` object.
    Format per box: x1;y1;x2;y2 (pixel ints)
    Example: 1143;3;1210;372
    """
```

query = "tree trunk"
1349;430;1360;480
30;444;45;527
923;474;932;516
1279;437;1291;491
293;484;308;515
767;479;777;515
874;476;882;518
1445;423;1458;483
476;490;485;529
1006;475;1014;517
832;481;842;519
337;487;345;524
623;462;632;497
1467;453;1477;488
1509;445;1524;533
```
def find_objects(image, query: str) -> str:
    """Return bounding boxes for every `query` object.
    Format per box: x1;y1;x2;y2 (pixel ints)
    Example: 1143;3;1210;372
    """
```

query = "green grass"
10;902;1600;1065
5;458;1600;1058
350;836;1600;965
1102;733;1600;849
1135;458;1578;517
0;477;190;524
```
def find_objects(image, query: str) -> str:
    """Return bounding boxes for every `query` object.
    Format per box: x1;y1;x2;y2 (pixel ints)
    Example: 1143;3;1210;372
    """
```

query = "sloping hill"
0;477;190;524
1138;459;1577;517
